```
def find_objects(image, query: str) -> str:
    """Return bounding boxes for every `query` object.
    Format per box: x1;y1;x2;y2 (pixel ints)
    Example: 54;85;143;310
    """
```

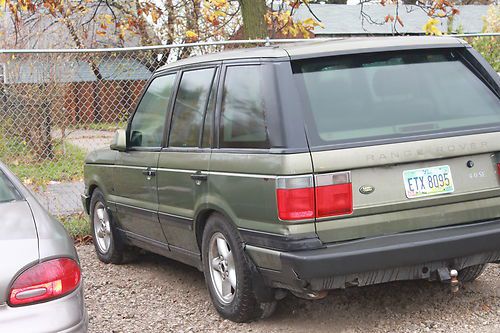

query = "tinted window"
294;49;500;146
0;171;21;203
220;66;270;149
129;74;176;147
169;68;216;147
201;76;218;148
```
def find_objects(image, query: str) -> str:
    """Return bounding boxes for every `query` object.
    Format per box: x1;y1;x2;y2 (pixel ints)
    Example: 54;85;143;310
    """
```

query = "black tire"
201;213;277;322
90;189;128;264
459;264;487;282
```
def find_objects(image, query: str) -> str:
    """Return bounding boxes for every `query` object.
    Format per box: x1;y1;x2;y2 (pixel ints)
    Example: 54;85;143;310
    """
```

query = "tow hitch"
450;270;459;293
437;268;460;293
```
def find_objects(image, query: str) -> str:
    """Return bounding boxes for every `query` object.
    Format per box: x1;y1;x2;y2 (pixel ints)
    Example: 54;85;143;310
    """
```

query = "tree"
200;0;460;38
239;0;268;39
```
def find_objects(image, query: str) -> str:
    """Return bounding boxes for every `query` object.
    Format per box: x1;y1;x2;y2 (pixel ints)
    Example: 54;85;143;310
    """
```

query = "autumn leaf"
185;30;199;42
103;14;113;24
150;9;160;24
96;30;106;36
396;16;404;27
423;18;442;35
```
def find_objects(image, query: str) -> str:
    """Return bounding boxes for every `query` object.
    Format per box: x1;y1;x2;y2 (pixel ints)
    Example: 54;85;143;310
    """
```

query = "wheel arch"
194;204;238;253
83;182;100;214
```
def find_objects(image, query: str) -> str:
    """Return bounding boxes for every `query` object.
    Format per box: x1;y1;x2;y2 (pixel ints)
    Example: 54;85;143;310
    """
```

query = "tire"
201;213;277;322
90;189;128;264
459;264;487;282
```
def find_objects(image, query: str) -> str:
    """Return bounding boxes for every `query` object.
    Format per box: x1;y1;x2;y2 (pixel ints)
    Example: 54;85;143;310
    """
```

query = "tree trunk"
239;0;268;39
179;0;202;59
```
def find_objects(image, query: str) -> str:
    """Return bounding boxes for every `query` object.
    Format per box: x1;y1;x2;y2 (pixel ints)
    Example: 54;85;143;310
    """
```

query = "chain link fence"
0;35;498;217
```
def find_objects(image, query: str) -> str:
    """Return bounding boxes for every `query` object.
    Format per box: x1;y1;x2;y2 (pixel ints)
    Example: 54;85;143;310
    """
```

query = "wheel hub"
93;202;111;254
208;233;236;304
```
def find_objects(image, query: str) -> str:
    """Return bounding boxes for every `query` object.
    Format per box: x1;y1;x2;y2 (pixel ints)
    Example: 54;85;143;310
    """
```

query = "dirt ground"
78;245;500;333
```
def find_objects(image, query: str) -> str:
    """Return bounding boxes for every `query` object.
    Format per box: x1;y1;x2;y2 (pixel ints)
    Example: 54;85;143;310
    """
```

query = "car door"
113;73;177;243
157;66;218;255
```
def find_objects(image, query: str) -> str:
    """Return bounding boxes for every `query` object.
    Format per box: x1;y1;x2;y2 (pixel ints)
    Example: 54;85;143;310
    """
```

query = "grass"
1;139;87;186
67;121;127;132
59;213;92;241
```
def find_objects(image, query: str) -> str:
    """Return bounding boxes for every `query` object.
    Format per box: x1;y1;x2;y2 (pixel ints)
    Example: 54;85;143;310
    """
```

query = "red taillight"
277;187;315;220
276;176;315;220
276;172;352;221
315;172;353;217
9;258;81;306
497;163;500;176
316;183;353;217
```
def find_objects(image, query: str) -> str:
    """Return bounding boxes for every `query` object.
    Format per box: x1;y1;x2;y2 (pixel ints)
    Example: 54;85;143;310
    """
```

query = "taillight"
276;175;315;220
315;172;352;217
9;258;81;306
276;172;352;221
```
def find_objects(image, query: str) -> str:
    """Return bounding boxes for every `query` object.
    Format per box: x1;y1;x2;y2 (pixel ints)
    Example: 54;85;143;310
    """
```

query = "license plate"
403;165;454;199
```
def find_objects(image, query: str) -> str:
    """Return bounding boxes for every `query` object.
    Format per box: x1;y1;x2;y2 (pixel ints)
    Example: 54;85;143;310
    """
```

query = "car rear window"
0;171;21;203
293;49;500;148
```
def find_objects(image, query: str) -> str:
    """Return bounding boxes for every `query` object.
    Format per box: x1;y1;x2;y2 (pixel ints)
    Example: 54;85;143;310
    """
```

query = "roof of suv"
159;36;465;71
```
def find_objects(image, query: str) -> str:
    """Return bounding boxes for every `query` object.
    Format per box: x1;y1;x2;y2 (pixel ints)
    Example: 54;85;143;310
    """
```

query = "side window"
169;68;216;147
220;66;270;149
129;74;176;148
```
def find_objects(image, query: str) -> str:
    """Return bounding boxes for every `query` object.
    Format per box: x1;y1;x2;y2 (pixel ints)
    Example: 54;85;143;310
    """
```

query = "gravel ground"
78;245;499;333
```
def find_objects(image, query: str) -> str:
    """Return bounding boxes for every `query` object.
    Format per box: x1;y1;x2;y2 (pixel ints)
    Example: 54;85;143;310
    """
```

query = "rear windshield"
293;49;500;148
0;171;21;203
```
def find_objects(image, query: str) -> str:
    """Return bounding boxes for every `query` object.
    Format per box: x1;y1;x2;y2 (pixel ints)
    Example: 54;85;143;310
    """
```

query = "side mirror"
110;129;127;152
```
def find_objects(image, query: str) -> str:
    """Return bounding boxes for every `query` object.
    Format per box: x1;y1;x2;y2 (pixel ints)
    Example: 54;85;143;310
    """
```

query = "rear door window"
169;68;216;148
220;65;270;149
293;49;500;147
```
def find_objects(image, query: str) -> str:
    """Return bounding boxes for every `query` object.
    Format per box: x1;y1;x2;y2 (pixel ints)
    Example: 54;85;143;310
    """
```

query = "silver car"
0;162;87;332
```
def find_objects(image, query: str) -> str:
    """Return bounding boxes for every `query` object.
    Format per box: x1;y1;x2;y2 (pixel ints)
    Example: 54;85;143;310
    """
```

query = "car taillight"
276;172;352;221
315;172;352;217
9;258;81;306
276;175;315;220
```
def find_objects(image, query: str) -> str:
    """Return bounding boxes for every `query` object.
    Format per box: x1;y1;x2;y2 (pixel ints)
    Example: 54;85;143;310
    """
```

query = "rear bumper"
0;284;88;333
245;219;500;292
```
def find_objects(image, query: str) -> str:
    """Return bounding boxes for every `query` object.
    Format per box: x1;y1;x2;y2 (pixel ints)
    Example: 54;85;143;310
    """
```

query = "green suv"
83;37;500;322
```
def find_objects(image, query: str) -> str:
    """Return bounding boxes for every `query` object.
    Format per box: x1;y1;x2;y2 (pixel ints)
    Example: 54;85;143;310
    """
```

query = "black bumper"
258;220;500;291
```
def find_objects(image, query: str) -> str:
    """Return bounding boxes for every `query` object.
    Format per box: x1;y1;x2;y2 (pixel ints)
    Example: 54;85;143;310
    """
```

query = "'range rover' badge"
359;185;375;195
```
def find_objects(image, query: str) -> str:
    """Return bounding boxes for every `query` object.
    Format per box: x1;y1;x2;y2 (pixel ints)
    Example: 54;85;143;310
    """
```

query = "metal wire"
1;33;498;54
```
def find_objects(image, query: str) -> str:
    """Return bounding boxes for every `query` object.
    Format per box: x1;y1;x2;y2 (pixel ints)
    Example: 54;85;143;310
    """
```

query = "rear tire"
459;264;487;282
201;213;277;322
90;189;132;264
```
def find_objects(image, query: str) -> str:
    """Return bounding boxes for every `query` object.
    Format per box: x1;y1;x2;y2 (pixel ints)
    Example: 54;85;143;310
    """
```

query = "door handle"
190;172;208;182
142;168;156;177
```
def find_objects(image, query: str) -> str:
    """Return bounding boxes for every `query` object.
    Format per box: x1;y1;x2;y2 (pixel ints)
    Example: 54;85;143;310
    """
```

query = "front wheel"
202;213;276;322
90;189;128;264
